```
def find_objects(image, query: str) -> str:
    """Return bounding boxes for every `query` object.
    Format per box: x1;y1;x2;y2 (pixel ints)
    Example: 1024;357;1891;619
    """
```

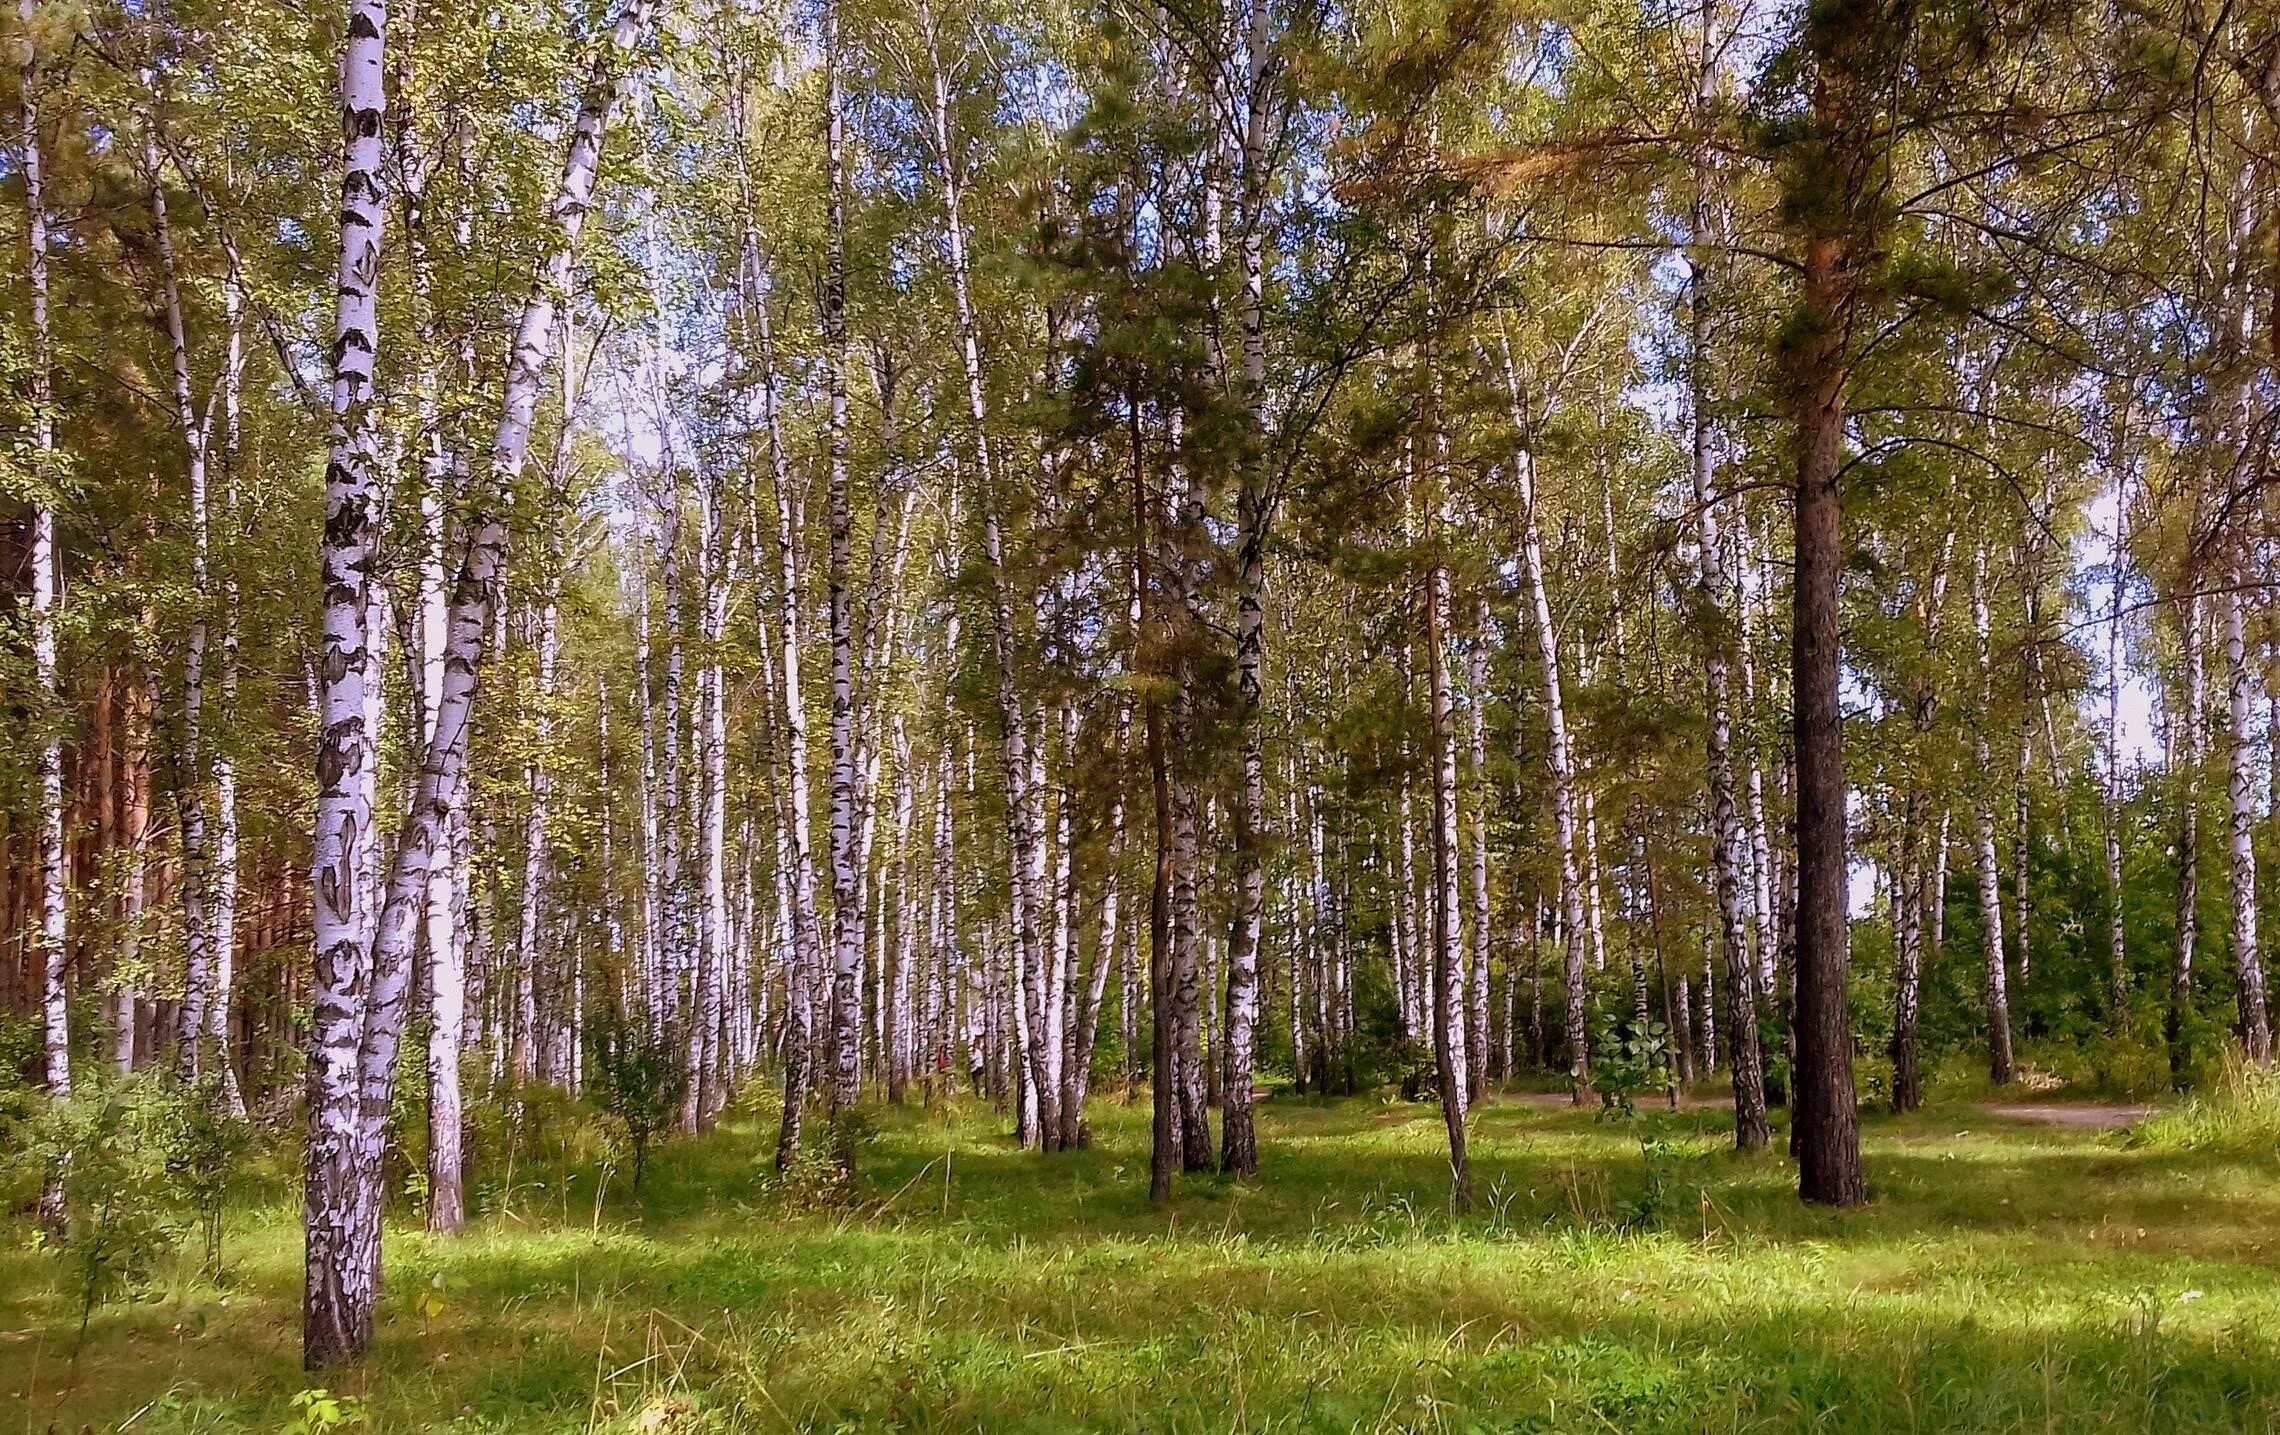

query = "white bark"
822;9;864;1156
755;225;821;1169
1221;0;1274;1176
21;0;66;1127
1465;608;1492;1105
515;582;558;1084
305;0;656;1364
1685;237;1766;1147
142;119;223;1082
2173;589;2203;1077
2104;468;2129;1023
637;578;665;1031
2224;557;2271;1061
303;0;394;1365
1425;480;1471;1202
886;716;917;1101
1504;416;1589;1094
1970;546;2015;1084
695;432;731;1128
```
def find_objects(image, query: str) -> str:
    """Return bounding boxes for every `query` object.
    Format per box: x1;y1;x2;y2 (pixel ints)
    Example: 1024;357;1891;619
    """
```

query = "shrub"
589;1009;692;1191
2129;1050;2280;1157
1;1073;249;1359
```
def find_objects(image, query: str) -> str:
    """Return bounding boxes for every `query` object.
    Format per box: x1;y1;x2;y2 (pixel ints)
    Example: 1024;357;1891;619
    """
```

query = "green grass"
5;1089;2279;1433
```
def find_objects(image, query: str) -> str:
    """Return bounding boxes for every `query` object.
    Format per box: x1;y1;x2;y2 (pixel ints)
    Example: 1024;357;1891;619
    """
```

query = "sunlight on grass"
4;1093;2278;1433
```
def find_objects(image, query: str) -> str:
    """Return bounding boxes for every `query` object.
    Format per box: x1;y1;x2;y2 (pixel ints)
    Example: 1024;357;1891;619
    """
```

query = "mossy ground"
5;1088;2277;1433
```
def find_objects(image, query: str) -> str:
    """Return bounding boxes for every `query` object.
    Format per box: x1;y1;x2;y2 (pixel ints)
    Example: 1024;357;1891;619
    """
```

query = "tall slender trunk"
1970;548;2016;1084
303;0;396;1363
1425;473;1472;1207
23;0;67;1236
1393;769;1420;1043
743;209;821;1171
1133;401;1179;1203
2223;556;2271;1062
637;581;664;1030
419;374;465;1233
2172;587;2203;1083
919;0;1058;1151
821;8;864;1164
659;478;686;1053
304;0;656;1365
1465;607;1492;1106
115;677;152;1075
1501;399;1589;1096
1737;539;1780;993
212;318;245;1112
886;716;916;1103
695;430;730;1129
1046;705;1077;1127
1890;522;1952;1113
1223;478;1267;1173
1220;0;1274;1179
1687;236;1767;1150
144;123;220;1081
1169;715;1209;1167
2104;463;2130;1028
515;580;560;1085
1787;209;1865;1207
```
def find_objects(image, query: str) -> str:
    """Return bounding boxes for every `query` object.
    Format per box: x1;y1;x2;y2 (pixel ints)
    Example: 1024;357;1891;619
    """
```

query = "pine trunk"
1788;223;1866;1207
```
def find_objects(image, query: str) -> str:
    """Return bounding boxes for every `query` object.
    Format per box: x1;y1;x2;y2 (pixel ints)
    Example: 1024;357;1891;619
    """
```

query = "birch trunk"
1735;526;1779;990
1506;424;1590;1096
305;0;656;1364
821;8;865;1163
757;237;821;1168
1393;774;1420;1044
515;581;559;1085
213;447;244;1111
2104;468;2129;1027
1220;0;1274;1179
637;580;664;1030
303;0;394;1364
1464;605;1492;1107
2223;558;2271;1062
919;0;1059;1150
419;361;465;1233
886;717;916;1103
143;126;221;1082
1426;486;1472;1207
1970;548;2015;1084
1133;398;1180;1202
695;433;730;1129
1686;235;1766;1148
2172;589;2203;1083
22;0;69;1230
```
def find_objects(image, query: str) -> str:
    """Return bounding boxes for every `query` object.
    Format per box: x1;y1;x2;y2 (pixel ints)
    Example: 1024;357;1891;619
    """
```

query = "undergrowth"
4;1086;2277;1434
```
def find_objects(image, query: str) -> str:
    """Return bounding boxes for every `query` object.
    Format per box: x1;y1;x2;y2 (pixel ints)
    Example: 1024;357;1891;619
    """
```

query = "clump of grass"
10;1090;2280;1433
2130;1051;2280;1157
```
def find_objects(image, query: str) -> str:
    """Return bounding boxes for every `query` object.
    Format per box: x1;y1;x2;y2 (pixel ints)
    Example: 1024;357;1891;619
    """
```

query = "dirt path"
1975;1102;2154;1130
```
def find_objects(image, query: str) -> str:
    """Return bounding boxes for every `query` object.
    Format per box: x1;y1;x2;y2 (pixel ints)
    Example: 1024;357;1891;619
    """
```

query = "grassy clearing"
4;1090;2278;1433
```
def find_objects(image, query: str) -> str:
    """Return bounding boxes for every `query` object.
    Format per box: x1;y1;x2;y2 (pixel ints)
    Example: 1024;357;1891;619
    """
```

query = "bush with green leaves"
587;1005;690;1192
1590;1012;1677;1117
2;1073;249;1357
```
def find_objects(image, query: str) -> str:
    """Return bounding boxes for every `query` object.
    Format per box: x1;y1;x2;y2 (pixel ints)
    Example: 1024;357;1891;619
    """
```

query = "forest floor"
4;1086;2277;1434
